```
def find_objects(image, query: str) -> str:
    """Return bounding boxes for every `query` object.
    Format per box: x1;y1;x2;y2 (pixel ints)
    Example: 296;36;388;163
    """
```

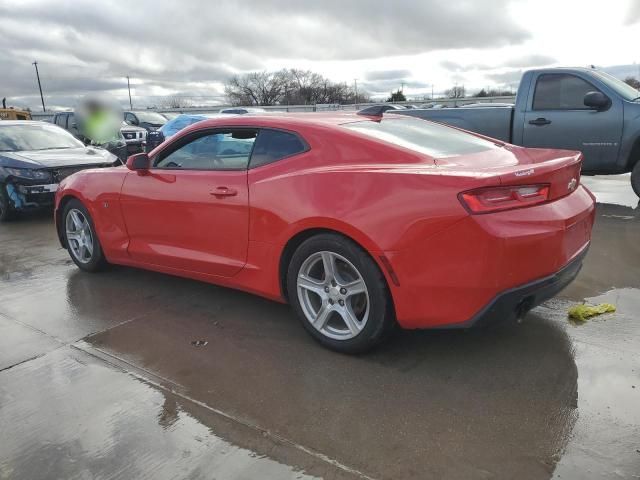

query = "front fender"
55;169;129;260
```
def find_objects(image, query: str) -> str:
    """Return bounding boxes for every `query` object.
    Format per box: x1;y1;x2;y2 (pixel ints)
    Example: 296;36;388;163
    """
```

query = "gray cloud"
0;0;528;108
501;54;555;68
485;70;523;86
365;70;412;81
441;54;555;73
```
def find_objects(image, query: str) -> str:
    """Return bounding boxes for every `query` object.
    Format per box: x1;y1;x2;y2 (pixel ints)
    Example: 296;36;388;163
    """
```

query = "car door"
119;127;258;277
66;113;82;139
522;72;622;172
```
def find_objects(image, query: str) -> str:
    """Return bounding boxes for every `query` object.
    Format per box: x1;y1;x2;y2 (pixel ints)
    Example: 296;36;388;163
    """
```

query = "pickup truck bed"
397;106;514;143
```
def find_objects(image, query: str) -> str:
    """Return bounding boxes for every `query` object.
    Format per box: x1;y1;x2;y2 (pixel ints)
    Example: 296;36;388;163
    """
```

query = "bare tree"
225;69;370;106
624;76;640;90
445;85;466;98
159;96;194;109
224;71;288;106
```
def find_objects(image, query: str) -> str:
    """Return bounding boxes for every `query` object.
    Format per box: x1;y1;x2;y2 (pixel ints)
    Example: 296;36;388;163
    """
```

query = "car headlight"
3;167;52;182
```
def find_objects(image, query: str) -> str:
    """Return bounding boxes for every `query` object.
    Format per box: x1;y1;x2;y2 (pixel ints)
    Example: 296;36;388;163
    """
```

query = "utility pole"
32;61;45;112
353;79;358;105
126;76;133;109
401;81;405;93
431;84;434;99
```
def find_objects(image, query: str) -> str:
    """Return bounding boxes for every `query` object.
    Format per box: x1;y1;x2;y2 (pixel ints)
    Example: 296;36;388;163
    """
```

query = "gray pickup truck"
396;67;640;197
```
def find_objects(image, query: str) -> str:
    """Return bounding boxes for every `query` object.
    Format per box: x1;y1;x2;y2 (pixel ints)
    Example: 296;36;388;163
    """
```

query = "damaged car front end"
0;121;119;221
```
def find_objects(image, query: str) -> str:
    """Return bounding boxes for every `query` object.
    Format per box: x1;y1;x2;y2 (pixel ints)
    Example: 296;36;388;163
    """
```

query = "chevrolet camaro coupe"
55;113;596;353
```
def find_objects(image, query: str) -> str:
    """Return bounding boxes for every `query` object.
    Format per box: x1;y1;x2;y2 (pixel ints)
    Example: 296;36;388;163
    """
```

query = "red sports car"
55;113;595;353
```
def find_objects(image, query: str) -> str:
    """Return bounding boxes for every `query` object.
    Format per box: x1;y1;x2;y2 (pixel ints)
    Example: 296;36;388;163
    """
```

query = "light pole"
354;79;358;106
32;61;45;112
126;76;133;109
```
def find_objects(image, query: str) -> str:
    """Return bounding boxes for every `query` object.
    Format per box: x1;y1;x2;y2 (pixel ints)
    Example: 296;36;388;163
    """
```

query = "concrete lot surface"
0;174;638;479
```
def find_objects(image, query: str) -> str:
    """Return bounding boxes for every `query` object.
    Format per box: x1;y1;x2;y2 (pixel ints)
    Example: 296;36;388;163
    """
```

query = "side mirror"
584;91;610;110
126;152;150;171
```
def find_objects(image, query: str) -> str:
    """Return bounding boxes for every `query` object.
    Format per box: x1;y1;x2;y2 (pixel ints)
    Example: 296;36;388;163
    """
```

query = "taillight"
459;184;550;214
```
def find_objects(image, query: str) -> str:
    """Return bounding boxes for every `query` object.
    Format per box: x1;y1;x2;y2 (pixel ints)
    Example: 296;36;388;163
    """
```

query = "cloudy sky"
1;0;639;110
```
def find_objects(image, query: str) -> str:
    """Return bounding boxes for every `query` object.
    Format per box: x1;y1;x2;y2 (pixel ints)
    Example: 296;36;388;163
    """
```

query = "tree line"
224;69;370;106
224;70;640;107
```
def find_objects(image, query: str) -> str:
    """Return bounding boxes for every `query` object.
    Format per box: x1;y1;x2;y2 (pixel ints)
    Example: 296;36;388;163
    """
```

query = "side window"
250;129;307;168
533;74;598;110
125;113;137;125
155;129;257;170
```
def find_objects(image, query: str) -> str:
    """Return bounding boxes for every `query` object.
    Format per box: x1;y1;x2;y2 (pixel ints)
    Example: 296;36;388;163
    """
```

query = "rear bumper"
385;185;595;329
453;244;588;328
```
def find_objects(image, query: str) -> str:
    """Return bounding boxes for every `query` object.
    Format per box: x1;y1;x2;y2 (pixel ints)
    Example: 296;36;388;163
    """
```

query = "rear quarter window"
250;129;308;168
344;117;498;158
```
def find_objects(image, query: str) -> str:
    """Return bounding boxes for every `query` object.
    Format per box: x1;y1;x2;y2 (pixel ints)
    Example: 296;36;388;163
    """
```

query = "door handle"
529;117;552;126
210;186;237;197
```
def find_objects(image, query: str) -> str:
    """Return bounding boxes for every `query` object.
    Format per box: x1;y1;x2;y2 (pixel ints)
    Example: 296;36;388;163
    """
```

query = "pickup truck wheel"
0;183;17;222
631;162;640;198
62;199;108;272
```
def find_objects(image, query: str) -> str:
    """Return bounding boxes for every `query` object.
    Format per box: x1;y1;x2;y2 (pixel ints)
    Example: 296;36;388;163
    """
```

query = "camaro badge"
515;168;534;177
568;178;577;191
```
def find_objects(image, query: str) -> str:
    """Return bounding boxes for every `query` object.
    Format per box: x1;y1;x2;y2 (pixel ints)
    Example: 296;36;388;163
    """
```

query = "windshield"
590;70;640;101
344;117;499;158
0;123;84;152
134;111;167;124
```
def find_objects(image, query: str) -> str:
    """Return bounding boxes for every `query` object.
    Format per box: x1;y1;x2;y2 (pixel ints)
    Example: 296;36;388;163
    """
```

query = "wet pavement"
1;175;639;479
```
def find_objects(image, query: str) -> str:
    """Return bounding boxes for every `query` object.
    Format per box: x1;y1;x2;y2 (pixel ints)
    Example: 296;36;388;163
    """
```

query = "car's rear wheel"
287;233;395;354
62;199;107;272
631;161;640;198
0;183;17;222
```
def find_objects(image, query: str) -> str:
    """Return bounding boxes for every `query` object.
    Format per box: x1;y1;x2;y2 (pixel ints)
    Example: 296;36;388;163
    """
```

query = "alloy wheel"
296;251;370;340
65;208;94;264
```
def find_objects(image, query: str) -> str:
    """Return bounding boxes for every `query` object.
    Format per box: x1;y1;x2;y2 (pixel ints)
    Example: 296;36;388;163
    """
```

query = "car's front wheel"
62;199;107;272
287;233;395;354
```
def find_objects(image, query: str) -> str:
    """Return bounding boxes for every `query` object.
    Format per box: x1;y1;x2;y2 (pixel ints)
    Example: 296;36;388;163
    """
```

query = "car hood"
0;146;117;169
121;125;146;133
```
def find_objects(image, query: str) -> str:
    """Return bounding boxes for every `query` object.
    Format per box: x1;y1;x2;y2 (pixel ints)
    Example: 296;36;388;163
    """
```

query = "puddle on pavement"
0;347;337;480
1;174;639;479
532;287;640;479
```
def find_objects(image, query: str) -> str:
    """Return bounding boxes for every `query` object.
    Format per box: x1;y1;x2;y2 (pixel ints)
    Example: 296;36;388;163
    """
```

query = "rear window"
343;117;498;158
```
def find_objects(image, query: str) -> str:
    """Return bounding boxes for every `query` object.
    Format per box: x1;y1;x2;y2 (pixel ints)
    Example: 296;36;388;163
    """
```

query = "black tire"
0;183;17;222
286;233;395;354
631;161;640;199
62;199;108;272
